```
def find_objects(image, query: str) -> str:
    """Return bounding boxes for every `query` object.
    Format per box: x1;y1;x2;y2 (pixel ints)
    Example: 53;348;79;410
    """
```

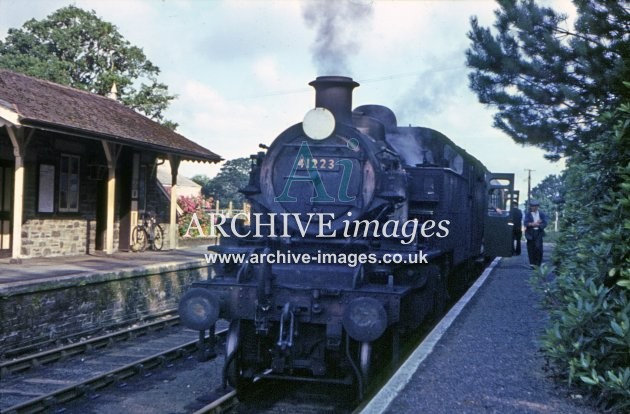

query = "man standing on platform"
524;200;547;268
510;202;523;255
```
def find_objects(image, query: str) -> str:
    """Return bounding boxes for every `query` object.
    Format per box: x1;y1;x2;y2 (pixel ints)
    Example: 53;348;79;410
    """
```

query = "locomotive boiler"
178;76;515;397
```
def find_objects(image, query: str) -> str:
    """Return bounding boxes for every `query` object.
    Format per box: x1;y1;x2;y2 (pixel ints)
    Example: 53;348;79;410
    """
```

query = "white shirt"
531;211;540;228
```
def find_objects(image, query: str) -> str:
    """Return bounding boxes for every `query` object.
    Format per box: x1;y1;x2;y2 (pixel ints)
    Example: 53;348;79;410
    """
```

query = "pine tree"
466;0;629;158
471;2;630;409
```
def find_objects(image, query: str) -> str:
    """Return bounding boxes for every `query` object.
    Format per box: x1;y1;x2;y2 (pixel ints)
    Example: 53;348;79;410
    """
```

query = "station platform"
0;245;212;353
0;245;209;293
362;245;597;414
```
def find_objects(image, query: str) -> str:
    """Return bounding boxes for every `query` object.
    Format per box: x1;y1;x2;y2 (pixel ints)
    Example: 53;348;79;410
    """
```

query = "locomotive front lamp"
302;107;335;140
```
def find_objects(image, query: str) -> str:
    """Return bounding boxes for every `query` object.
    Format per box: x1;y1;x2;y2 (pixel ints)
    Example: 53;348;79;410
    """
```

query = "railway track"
0;318;226;414
1;314;353;414
1;314;181;376
192;390;238;414
1;262;489;413
209;264;490;414
1;310;179;361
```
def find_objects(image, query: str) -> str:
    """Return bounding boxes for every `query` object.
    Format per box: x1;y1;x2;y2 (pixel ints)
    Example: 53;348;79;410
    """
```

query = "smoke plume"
396;52;466;124
302;0;373;75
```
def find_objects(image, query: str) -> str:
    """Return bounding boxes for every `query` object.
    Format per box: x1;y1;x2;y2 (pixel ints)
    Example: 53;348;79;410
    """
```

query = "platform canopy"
0;69;222;163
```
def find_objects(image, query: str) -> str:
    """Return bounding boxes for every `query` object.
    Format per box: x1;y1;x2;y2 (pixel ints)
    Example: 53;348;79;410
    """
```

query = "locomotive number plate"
296;157;339;171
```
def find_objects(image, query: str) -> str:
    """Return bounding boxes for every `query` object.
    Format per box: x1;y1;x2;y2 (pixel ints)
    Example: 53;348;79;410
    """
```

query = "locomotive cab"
484;173;516;257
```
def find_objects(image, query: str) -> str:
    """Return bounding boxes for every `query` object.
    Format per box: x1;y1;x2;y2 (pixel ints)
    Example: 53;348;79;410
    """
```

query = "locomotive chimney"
309;76;359;125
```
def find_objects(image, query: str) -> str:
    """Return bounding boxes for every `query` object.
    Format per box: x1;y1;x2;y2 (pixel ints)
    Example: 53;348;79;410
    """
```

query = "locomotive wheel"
225;320;245;390
226;353;249;392
225;320;254;392
435;260;452;316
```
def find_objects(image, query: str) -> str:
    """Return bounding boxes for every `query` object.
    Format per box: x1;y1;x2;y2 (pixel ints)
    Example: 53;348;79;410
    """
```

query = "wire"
228;66;466;101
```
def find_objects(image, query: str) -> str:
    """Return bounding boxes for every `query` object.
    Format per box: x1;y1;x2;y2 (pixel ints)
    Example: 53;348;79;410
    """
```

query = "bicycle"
131;212;164;252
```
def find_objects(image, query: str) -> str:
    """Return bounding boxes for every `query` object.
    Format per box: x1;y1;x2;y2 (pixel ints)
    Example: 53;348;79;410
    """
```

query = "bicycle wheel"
152;224;164;250
131;226;148;252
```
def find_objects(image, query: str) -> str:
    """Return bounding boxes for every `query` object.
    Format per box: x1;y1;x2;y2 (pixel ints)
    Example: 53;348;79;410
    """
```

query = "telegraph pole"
525;169;534;205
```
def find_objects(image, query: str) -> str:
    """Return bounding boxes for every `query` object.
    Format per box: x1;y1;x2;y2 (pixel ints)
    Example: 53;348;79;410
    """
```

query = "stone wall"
0;260;208;352
20;219;121;257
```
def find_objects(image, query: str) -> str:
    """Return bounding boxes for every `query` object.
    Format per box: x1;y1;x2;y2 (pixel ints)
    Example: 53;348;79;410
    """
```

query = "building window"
59;154;80;212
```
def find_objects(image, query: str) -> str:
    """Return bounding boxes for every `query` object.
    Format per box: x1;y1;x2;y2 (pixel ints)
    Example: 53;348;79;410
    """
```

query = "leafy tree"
202;157;251;208
0;6;176;125
531;174;566;216
191;175;211;187
466;0;629;158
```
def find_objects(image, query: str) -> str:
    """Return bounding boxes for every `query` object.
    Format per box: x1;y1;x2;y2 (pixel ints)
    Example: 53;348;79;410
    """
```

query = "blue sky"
0;0;576;200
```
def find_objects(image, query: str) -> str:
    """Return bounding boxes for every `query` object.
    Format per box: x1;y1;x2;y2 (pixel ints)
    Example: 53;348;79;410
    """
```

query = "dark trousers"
526;231;544;266
512;230;522;255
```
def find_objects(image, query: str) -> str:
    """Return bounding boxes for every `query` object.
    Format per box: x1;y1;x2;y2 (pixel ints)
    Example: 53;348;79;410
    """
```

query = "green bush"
543;230;560;244
531;102;630;412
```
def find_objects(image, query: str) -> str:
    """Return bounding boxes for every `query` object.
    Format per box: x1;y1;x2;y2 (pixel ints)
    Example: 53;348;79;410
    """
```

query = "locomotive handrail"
235;247;261;283
352;264;365;289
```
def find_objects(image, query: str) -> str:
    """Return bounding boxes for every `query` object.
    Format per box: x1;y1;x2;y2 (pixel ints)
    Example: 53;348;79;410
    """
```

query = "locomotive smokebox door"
484;173;515;257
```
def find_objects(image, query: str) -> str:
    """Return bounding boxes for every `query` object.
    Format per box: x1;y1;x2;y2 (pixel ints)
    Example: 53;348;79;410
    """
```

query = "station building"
0;69;221;260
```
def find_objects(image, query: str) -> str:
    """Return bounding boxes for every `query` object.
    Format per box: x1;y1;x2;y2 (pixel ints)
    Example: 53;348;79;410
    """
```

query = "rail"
1;315;180;376
2;328;228;414
192;390;238;414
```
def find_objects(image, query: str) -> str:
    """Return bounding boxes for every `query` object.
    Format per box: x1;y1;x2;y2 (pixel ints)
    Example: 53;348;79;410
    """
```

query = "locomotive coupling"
178;288;223;331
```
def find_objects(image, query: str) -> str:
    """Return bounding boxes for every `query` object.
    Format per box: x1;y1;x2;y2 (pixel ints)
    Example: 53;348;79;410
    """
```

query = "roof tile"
0;69;221;162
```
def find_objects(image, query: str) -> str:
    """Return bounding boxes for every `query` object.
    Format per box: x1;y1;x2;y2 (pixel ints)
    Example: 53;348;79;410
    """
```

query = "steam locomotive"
179;76;515;398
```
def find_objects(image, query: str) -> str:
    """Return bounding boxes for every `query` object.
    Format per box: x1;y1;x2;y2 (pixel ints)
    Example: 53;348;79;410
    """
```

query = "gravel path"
385;247;598;413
